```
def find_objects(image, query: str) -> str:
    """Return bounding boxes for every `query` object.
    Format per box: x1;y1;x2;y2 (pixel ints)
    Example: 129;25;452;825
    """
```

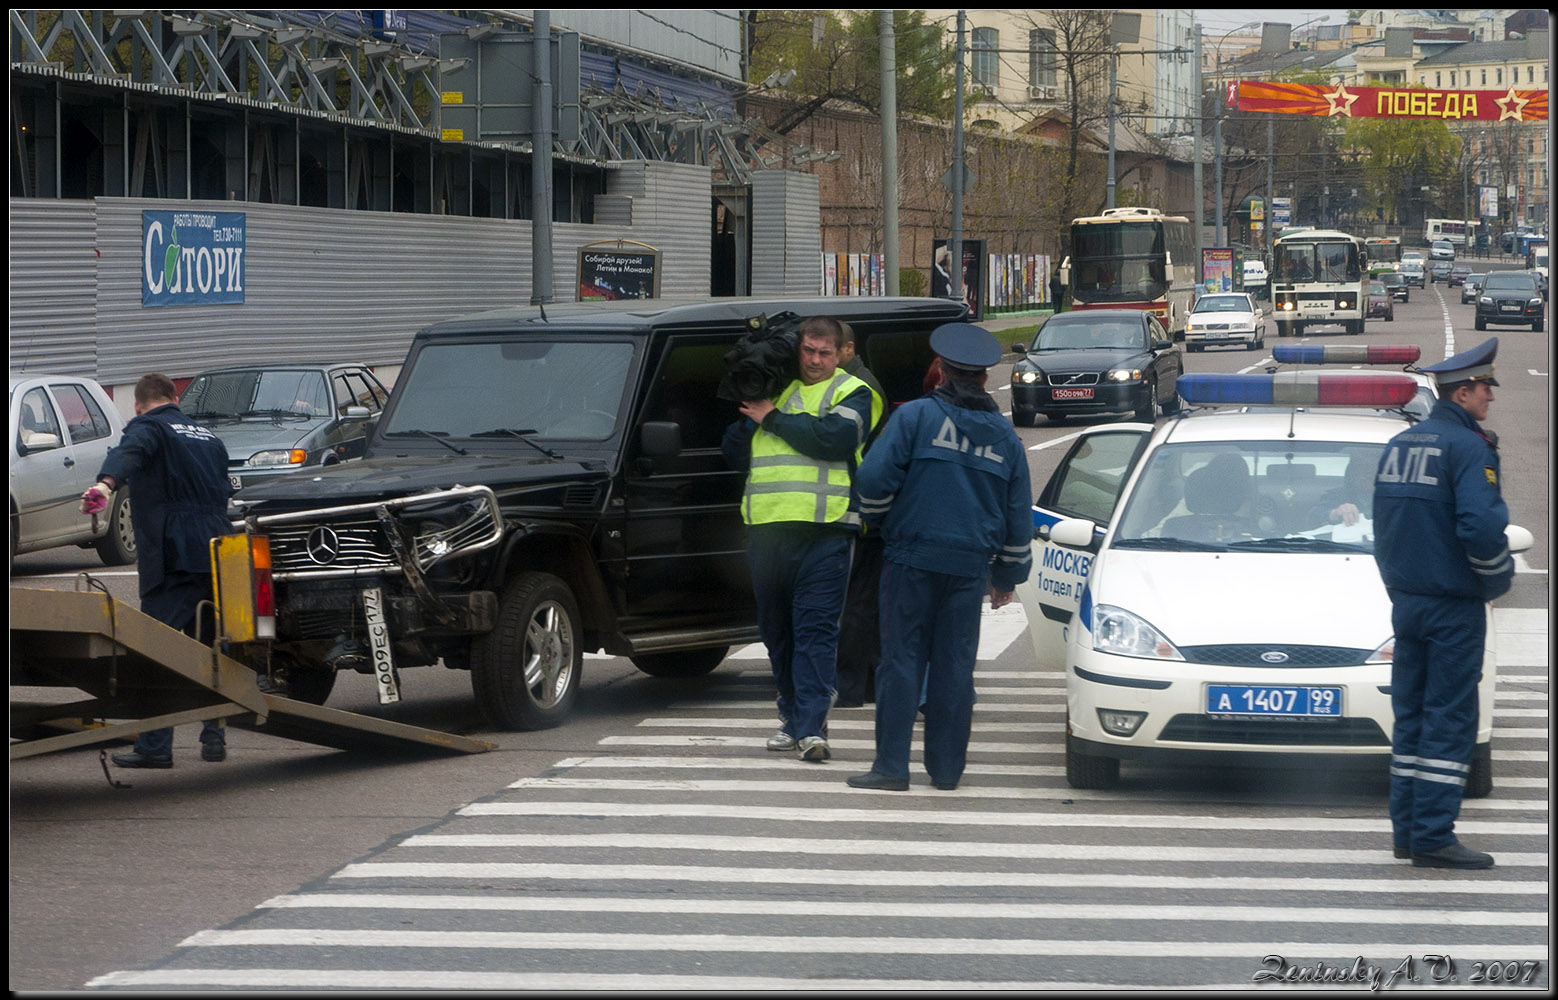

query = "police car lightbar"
1178;373;1419;407
1271;344;1421;365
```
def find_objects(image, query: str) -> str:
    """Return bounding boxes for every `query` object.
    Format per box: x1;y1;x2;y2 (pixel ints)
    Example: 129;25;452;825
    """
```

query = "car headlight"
247;449;308;467
1365;637;1394;665
1012;369;1042;385
1530;298;1543;307
1106;368;1142;382
1479;296;1492;305
1091;605;1185;660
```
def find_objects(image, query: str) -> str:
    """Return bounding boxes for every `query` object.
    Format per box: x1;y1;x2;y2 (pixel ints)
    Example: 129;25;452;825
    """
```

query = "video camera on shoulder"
717;312;801;403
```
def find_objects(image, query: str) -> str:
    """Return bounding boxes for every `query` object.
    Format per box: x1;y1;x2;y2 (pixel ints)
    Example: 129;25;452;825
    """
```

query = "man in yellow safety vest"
722;316;881;762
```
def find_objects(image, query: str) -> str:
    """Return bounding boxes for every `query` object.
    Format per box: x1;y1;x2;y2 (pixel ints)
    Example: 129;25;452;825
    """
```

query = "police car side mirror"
1049;517;1097;549
1506;524;1533;554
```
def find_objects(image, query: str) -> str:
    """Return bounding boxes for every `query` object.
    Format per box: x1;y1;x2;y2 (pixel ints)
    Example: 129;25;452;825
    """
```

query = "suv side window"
641;339;739;451
50;383;112;444
18;387;63;449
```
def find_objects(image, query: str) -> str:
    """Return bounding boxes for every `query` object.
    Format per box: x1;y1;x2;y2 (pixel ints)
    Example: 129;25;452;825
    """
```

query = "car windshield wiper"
1226;536;1366;553
471;427;562;460
187;410;242;420
382;428;468;455
241;408;312;420
1112;536;1229;552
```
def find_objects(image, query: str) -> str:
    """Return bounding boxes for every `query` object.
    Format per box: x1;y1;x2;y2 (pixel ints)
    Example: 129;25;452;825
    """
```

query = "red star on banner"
1497;87;1530;121
1323;83;1360;117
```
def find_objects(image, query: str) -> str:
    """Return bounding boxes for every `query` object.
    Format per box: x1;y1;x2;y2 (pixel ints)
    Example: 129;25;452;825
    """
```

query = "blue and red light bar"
1271;344;1421;365
1178;372;1419;407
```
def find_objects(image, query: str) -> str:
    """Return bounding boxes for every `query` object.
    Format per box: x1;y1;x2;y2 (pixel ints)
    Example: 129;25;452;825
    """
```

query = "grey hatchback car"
179;364;390;489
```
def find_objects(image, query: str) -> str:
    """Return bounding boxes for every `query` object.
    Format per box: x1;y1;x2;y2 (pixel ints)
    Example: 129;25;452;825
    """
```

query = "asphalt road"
9;276;1548;989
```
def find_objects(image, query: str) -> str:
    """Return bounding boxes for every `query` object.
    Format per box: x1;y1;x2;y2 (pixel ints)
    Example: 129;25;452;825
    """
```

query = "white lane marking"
80;971;1277;990
172;928;1551;958
391;834;1551;870
457;800;1544;838
593;735;1550;764
500;776;1549;812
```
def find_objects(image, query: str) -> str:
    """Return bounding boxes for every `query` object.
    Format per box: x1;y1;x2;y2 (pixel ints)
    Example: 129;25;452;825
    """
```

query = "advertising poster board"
577;242;660;301
931;237;984;320
1202;247;1235;294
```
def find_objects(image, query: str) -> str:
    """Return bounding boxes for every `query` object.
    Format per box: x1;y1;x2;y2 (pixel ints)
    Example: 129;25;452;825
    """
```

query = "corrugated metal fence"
9;160;724;387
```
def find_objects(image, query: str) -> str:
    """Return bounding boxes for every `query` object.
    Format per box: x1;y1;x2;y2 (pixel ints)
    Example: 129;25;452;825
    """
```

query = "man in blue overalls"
82;373;235;768
1373;337;1513;869
846;323;1033;792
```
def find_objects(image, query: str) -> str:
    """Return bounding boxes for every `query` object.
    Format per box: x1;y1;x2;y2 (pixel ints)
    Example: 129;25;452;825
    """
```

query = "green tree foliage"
1343;114;1461;224
750;10;955;134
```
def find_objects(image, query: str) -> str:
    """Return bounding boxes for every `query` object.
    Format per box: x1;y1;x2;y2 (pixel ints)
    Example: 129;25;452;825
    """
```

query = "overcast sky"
1192;10;1350;36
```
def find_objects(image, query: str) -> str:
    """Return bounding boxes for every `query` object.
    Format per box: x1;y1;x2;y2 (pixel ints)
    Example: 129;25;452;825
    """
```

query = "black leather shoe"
256;673;290;696
846;771;909;791
1393;844;1411;860
111;751;172;769
932;780;959;791
201;743;227;762
1412;843;1494;869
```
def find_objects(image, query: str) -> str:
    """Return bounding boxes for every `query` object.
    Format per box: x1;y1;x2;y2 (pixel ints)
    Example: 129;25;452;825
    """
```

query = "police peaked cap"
1420;336;1499;387
930;322;1002;370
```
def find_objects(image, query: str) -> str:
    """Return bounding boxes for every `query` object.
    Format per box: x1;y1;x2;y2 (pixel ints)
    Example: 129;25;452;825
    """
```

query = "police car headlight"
247;449;308;467
1365;637;1394;665
1106;368;1142;382
1013;370;1042;385
1091;605;1184;660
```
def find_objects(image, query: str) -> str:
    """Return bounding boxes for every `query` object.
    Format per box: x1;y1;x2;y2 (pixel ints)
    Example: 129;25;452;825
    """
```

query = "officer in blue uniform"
82;373;235;768
846;323;1033;792
1373;337;1513;869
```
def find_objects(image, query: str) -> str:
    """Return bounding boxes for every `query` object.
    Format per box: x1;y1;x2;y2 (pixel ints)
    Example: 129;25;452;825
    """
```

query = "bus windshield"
1274;241;1362;283
1071;222;1168;303
1365;241;1401;265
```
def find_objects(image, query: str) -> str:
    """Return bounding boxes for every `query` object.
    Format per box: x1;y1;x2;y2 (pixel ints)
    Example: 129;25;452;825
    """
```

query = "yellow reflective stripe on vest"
743;371;868;526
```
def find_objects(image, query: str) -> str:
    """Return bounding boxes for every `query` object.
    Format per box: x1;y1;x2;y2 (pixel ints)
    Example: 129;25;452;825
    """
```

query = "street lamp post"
1212;21;1258;248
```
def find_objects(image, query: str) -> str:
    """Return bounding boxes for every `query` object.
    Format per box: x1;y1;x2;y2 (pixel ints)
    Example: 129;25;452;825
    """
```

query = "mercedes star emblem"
306;525;341;565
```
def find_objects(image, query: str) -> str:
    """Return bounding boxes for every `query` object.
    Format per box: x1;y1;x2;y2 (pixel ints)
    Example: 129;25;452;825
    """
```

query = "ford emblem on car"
1260;650;1290;664
306;526;342;565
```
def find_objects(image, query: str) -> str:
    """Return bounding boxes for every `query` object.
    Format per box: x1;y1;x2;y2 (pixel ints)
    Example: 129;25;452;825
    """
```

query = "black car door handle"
63;456;75;467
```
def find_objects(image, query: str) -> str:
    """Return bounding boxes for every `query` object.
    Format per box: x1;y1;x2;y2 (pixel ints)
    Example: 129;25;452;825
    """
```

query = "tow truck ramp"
10;586;494;760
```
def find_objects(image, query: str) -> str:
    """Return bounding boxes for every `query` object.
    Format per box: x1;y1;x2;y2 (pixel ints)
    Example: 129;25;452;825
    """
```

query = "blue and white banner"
142;211;246;307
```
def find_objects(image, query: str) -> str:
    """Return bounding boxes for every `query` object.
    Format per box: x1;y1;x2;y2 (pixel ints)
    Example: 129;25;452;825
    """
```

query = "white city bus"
1422;218;1479;247
1271;229;1368;337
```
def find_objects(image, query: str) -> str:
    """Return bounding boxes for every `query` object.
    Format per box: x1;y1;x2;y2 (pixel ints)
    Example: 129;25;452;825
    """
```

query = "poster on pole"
1202;248;1235;294
930;238;984;320
577;240;660;301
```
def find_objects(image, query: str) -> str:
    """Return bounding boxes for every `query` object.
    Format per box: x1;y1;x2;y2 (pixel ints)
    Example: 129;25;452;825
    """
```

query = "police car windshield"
1112;441;1387;552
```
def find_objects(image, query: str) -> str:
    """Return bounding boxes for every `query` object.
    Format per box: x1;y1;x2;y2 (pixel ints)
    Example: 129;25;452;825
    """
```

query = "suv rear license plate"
1052;387;1094;400
1206;685;1341;718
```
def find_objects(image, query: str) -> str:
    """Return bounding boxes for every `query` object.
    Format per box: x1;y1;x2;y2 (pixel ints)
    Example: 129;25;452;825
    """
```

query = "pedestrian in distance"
846;322;1033;792
722;316;882;762
82;373;235;768
834;323;888;708
1373;337;1513;869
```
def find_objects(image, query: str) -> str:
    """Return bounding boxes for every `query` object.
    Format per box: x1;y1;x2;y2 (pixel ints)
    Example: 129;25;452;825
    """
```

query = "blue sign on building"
141;211;246;307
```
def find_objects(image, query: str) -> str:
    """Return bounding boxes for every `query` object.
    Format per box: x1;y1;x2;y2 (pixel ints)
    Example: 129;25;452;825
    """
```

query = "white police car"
1017;370;1532;791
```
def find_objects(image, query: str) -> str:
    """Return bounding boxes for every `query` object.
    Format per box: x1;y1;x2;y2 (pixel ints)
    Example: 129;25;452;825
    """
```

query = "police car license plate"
1053;387;1094;400
1206;685;1342;718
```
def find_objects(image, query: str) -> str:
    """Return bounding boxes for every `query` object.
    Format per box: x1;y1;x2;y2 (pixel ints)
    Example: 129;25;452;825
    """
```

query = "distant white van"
1242;259;1268;286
